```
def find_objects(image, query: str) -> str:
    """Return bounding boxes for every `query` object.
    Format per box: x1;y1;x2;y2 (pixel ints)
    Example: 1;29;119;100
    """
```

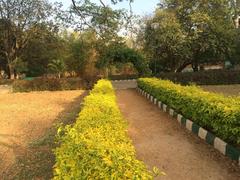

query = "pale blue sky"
50;0;159;15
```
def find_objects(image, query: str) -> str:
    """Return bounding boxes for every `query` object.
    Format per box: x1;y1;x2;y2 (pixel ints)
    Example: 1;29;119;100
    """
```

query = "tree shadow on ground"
2;91;88;180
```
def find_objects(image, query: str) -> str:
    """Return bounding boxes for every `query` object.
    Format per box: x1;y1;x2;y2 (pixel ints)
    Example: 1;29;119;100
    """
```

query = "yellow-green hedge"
138;78;240;145
53;80;152;179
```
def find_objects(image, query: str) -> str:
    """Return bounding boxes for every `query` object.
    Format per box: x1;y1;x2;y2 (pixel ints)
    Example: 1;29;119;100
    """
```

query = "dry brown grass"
0;90;86;179
201;84;240;96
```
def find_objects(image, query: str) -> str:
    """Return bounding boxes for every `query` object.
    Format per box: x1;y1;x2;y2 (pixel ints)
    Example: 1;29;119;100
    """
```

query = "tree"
147;0;238;72
143;10;190;73
70;0;133;41
0;0;55;79
21;24;63;77
48;59;66;79
230;0;240;28
11;57;28;77
70;0;147;77
62;31;97;76
96;42;151;76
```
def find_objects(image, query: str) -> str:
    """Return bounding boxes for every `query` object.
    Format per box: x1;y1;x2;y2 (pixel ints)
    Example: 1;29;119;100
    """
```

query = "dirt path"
116;89;240;180
111;80;137;89
0;85;12;94
0;90;85;178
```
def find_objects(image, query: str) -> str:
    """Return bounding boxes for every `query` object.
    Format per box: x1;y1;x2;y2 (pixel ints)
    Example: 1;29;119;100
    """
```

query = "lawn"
0;90;85;179
201;85;240;96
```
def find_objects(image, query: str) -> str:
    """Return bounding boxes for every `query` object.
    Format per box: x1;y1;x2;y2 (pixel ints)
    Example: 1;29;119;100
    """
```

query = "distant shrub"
53;80;152;179
138;78;240;146
12;78;90;92
157;70;240;85
0;79;14;85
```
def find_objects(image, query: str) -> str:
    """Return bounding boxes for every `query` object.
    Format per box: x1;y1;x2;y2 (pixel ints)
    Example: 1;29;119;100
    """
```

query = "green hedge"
157;70;240;85
138;78;240;146
12;78;91;92
53;80;152;179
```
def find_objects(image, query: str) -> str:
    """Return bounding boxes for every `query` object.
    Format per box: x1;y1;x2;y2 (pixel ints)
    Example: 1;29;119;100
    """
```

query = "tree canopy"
96;42;151;76
0;0;240;79
140;0;240;74
0;0;58;78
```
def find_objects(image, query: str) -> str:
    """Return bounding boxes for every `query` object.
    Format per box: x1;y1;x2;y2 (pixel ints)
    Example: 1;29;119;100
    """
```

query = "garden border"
111;79;137;82
137;87;240;166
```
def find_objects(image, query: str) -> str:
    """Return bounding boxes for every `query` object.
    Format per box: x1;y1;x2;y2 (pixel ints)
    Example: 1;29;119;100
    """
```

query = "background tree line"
138;0;240;74
1;0;240;79
0;0;149;79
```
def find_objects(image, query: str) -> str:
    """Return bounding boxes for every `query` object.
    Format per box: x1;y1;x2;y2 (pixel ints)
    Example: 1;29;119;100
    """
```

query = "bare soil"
111;80;137;89
201;84;240;96
0;90;86;179
116;89;240;180
0;85;12;94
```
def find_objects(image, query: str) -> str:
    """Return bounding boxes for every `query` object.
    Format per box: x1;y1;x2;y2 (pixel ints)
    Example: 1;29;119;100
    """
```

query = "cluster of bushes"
53;80;152;179
138;78;240;146
156;70;240;85
12;78;95;92
0;79;14;85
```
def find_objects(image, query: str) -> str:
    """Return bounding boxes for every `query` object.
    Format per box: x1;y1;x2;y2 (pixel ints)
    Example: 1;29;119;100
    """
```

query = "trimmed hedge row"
53;80;152;179
157;70;240;85
138;78;240;146
12;78;92;92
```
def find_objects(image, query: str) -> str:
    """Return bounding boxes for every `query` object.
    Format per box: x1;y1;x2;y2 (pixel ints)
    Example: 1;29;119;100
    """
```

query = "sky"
50;0;160;15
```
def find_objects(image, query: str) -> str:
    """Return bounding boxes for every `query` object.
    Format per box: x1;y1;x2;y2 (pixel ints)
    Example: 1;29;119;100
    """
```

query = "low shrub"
138;78;240;146
157;70;240;85
53;80;152;179
0;79;14;85
12;78;90;92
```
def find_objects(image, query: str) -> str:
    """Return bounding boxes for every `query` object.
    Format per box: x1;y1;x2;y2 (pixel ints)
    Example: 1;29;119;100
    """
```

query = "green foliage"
11;57;28;74
157;70;240;85
142;0;239;73
144;9;190;73
48;59;66;78
12;78;88;92
53;79;152;179
62;31;96;76
97;43;151;76
71;0;131;41
138;78;240;145
21;24;63;77
0;0;58;79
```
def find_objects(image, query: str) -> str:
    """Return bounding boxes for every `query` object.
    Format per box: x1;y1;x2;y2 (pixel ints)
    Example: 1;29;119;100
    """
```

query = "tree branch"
99;0;106;8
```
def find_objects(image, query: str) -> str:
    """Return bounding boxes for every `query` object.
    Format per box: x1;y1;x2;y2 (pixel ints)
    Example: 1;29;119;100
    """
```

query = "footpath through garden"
116;89;240;180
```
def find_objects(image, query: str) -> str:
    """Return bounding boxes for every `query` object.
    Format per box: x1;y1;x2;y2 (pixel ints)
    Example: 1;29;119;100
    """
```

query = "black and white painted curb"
111;79;136;82
137;87;240;165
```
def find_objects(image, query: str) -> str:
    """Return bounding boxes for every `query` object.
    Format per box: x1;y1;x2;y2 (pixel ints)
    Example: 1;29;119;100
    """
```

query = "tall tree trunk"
8;64;15;79
104;67;109;78
192;58;199;72
233;0;240;28
234;16;239;28
192;64;199;72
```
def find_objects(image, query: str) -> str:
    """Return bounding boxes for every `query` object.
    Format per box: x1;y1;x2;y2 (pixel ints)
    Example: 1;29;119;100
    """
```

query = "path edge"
111;79;137;82
137;87;240;166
